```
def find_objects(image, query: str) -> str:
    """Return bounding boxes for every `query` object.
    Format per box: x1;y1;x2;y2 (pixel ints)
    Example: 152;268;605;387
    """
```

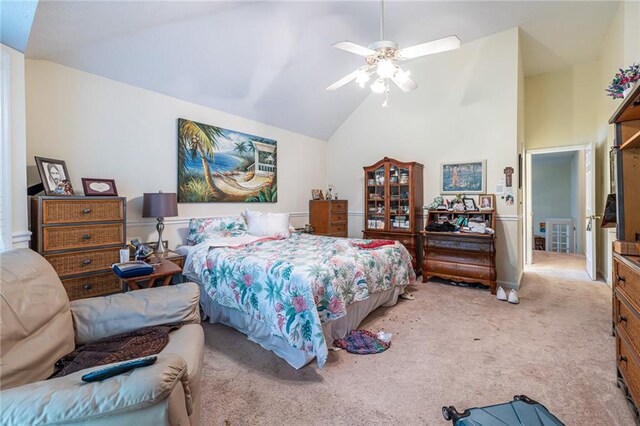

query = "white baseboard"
12;230;31;244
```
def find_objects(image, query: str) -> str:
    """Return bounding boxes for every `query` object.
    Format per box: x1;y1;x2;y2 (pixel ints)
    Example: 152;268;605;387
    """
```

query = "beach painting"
440;160;486;194
178;118;277;202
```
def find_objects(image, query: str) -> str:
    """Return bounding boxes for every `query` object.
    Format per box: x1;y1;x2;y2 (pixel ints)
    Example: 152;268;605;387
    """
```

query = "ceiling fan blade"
398;35;461;60
332;41;377;57
326;68;365;91
391;73;418;93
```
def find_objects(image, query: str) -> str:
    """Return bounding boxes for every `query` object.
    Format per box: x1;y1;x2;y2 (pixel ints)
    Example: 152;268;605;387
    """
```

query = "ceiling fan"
327;0;460;106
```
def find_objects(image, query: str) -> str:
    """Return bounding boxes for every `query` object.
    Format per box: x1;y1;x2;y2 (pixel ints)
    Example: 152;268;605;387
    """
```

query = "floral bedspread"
185;232;415;367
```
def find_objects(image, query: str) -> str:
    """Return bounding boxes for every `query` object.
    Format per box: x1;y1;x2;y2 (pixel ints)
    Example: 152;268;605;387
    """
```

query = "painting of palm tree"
178;118;277;203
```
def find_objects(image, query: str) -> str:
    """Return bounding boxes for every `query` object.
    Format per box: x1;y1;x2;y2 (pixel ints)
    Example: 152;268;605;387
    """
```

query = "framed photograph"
463;198;477;211
34;156;75;196
311;189;324;200
479;194;495;210
440;160;486;194
82;178;118;196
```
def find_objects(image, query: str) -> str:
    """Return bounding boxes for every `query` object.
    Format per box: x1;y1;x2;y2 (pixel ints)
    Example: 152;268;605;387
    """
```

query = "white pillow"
244;210;291;238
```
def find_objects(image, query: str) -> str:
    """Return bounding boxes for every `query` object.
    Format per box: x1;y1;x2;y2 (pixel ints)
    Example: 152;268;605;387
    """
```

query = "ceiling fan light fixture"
376;59;396;79
395;69;410;84
370;78;386;94
356;69;371;88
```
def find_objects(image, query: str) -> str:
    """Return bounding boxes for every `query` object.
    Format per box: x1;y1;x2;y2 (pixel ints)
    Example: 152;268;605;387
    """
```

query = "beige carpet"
199;251;634;425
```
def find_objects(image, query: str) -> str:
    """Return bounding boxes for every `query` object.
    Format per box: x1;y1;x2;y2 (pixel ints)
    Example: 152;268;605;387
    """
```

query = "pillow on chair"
244;210;290;238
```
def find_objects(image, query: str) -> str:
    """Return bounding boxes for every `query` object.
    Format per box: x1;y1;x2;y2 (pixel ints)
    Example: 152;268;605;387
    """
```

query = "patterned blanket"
185;232;415;367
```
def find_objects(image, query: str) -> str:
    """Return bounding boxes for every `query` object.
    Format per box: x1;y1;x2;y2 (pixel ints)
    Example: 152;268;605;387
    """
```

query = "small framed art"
35;156;75;196
479;194;495;210
311;189;324;200
463;198;477;211
82;178;118;196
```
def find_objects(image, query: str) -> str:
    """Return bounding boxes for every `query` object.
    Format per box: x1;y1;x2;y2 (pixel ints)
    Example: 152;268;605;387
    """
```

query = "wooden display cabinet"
362;157;424;274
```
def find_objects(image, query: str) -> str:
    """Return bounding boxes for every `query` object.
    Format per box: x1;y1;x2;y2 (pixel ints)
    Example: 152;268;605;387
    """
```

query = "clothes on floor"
333;330;391;354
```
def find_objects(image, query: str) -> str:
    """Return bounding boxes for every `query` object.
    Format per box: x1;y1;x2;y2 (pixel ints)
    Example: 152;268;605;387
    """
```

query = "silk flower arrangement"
606;62;639;99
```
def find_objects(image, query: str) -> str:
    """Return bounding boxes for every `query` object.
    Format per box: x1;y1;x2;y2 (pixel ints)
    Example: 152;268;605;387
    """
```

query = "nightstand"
121;258;182;291
152;250;185;269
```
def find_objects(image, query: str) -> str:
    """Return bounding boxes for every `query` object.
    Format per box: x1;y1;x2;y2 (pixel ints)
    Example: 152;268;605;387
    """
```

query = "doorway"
524;145;596;279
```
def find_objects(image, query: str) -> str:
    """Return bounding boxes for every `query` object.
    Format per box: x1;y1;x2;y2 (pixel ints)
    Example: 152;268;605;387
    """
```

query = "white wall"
25;60;327;248
326;28;522;287
1;44;29;248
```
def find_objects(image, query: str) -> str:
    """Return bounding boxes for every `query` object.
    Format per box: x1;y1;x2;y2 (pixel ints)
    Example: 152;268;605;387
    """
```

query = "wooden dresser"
613;253;640;416
610;81;640;417
421;209;497;293
309;200;348;237
30;196;127;301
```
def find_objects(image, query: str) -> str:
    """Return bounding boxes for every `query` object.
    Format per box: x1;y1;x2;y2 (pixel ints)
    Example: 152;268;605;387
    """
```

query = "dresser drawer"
329;224;347;234
426;259;493;280
43;224;124;252
425;236;493;254
42;199;124;224
330;202;347;213
330;213;347;224
615;259;640;305
62;272;122;301
45;247;121;277
426;248;492;266
618;334;640;404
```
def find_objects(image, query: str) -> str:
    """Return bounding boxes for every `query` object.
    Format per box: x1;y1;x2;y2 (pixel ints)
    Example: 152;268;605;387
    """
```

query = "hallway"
529;250;589;281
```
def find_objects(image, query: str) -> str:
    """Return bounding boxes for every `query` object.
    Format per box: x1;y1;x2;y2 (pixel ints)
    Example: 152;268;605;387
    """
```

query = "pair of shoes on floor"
496;286;519;304
400;291;415;300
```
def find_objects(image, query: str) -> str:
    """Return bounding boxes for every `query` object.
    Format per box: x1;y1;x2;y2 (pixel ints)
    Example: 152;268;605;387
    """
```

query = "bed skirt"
196;281;407;369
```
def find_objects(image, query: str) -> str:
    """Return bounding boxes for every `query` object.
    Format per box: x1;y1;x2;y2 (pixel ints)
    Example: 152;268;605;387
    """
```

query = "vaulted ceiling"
25;1;619;140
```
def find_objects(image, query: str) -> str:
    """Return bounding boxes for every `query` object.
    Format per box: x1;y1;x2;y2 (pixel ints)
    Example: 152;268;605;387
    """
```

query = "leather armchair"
0;248;204;426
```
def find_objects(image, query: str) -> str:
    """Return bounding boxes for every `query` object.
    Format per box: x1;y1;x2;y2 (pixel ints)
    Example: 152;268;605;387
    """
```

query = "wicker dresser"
309;200;348;237
30;196;127;300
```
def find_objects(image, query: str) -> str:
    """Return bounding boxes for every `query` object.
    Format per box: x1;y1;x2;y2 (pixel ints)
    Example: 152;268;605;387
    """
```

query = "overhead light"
326;0;461;106
395;69;411;84
370;79;386;94
377;59;396;79
356;69;371;88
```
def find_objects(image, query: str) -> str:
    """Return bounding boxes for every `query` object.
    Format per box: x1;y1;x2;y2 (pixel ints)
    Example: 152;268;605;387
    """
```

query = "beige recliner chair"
0;248;204;425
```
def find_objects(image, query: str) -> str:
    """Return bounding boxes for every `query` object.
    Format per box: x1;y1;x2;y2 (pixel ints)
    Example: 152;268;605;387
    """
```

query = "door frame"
524;144;590;265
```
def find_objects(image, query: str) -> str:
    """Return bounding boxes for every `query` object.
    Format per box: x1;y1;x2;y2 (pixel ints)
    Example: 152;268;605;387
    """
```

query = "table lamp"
142;191;178;254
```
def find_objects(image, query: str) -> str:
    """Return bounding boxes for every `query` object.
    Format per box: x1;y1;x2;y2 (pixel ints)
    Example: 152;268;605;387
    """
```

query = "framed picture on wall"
440;160;486;194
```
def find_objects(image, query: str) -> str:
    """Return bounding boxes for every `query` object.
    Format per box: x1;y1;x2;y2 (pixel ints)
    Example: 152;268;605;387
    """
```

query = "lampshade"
142;192;178;218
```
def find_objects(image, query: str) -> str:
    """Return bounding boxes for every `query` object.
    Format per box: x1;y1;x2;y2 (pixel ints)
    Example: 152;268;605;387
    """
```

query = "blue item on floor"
442;395;564;426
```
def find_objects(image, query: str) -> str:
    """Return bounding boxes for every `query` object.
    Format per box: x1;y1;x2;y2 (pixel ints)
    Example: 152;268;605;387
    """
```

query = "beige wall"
525;62;600;151
326;28;522;287
25;60;327;248
1;44;29;248
524;1;640;283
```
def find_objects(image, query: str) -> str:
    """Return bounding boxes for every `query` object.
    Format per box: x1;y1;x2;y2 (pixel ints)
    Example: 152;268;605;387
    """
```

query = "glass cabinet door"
388;163;411;231
366;165;386;230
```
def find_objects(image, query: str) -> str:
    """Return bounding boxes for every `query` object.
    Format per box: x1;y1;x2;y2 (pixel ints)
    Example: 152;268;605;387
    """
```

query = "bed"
179;215;415;368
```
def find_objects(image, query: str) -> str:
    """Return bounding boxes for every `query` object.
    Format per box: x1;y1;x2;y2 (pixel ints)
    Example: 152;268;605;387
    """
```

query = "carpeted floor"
199;251;634;425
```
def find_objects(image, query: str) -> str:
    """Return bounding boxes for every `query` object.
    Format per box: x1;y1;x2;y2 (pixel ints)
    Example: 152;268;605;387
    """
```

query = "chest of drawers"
420;231;496;293
30;196;127;301
613;253;640;415
309;200;348;237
